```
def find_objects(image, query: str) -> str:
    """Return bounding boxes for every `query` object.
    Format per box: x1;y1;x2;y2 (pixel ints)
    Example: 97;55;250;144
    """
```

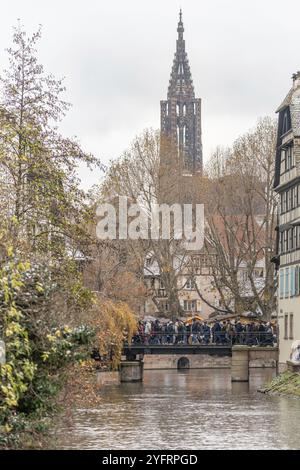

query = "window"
284;230;288;253
160;301;169;312
184;300;196;311
286;190;290;211
289;189;293;210
291;266;295;296
289;228;294;251
281;149;286;174
294;227;297;250
282;146;294;172
285;267;290;298
287;146;293;169
254;268;263;278
284;314;288;340
192;256;200;267
281;193;284;214
178;64;183;75
285;146;294;171
295;266;300;296
289;314;294;340
185;278;194;289
279;270;284;299
281;185;300;214
183;125;186;146
183;104;186;116
282;112;288;135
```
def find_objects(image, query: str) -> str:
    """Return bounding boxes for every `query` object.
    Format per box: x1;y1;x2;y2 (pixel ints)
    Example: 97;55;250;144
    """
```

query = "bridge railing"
128;331;276;347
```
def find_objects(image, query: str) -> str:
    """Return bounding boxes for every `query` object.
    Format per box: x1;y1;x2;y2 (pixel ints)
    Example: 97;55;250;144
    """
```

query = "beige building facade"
274;72;300;368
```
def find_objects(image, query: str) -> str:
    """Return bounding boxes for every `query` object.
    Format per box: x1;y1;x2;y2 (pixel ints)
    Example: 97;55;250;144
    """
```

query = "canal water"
55;369;300;450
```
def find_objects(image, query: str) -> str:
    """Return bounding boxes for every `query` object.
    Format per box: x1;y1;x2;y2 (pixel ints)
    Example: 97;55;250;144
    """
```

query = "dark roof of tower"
167;10;195;100
276;88;293;113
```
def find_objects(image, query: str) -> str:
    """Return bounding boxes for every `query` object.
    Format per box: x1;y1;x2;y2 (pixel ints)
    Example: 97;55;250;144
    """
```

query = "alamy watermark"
96;196;204;251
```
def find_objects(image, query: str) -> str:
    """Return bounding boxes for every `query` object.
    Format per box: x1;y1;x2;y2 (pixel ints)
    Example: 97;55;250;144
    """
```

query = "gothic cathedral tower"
160;10;203;185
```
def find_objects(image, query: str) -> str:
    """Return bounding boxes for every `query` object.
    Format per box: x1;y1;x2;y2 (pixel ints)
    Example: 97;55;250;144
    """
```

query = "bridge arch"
177;357;190;370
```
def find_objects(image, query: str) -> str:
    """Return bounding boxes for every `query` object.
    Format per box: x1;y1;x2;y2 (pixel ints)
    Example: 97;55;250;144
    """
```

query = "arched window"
183;125;186;146
177;63;183;76
183;104;186;116
176;103;180;116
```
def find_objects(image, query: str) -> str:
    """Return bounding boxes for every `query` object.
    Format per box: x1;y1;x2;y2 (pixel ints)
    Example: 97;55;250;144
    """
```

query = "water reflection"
54;369;300;450
231;381;249;395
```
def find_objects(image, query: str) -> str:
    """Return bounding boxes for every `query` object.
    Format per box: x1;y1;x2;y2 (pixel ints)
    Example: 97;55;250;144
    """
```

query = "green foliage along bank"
260;372;300;398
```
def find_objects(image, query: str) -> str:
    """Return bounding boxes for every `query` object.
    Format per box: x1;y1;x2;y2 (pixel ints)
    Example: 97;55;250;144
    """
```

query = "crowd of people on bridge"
131;318;277;347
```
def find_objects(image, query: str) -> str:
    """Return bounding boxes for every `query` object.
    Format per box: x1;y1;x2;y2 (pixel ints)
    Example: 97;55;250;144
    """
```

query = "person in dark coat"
234;321;243;344
212;321;221;344
258;321;266;346
202;322;211;345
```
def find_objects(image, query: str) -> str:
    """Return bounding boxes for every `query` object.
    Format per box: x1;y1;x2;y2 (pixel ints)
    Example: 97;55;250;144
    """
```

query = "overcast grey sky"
1;0;299;188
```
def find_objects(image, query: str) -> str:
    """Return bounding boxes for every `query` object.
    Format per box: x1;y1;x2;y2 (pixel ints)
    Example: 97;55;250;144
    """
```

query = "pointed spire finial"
177;8;184;38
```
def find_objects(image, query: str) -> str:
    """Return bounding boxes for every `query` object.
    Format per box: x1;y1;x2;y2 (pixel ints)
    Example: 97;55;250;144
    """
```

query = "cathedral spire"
167;10;194;100
160;12;203;175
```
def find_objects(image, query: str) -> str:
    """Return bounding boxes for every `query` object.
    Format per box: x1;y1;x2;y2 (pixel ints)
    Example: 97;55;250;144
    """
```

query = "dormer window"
283;113;288;134
281;109;291;135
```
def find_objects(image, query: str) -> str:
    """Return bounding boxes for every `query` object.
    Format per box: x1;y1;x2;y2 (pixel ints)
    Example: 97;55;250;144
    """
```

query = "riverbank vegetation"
0;25;137;449
261;372;300;398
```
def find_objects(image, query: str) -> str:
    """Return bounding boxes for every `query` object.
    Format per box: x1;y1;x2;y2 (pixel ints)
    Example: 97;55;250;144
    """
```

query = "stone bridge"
121;344;279;379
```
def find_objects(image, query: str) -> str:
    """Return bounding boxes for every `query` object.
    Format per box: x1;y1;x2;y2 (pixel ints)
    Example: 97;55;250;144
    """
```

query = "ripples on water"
55;369;300;450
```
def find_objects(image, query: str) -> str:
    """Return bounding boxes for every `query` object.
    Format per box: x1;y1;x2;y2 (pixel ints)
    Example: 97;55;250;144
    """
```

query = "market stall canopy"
185;315;204;324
